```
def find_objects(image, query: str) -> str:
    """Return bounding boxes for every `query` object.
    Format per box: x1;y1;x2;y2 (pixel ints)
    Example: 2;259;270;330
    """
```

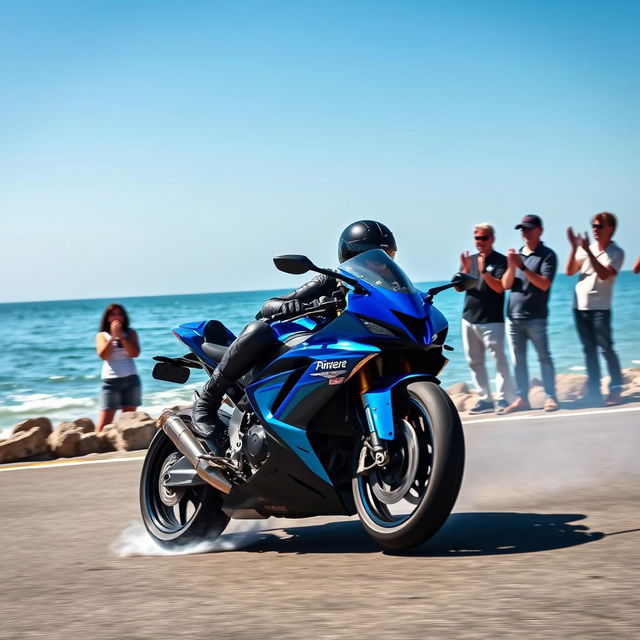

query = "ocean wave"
569;366;586;371
0;394;96;416
47;374;100;382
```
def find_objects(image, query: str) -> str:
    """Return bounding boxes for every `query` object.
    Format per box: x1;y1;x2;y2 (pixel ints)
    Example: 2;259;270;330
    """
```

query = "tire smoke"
111;519;269;557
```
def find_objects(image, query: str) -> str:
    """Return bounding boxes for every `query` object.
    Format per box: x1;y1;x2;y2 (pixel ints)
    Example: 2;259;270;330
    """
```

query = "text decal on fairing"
314;360;348;371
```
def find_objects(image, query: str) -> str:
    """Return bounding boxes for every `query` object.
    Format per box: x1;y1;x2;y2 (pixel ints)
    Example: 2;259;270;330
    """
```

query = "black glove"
281;299;303;318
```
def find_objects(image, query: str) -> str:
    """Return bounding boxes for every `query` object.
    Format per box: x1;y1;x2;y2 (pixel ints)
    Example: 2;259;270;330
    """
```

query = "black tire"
140;429;229;549
353;381;465;551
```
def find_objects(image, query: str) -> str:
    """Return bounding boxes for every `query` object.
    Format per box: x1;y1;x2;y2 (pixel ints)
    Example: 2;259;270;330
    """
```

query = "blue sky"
1;1;638;302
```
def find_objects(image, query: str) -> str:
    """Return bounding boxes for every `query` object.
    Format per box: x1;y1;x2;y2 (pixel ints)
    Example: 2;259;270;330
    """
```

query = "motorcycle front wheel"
140;428;229;549
353;380;465;551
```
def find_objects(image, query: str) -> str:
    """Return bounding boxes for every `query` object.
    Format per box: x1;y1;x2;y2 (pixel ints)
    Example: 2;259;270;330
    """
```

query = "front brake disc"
370;419;419;505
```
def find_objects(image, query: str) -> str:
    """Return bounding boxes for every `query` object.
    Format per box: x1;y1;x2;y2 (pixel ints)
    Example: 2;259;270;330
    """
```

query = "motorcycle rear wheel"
140;428;229;549
353;380;465;551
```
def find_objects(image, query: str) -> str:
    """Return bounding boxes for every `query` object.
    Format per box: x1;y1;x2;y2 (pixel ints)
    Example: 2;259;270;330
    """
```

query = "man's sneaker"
544;397;559;412
468;399;495;415
503;397;531;414
495;399;510;415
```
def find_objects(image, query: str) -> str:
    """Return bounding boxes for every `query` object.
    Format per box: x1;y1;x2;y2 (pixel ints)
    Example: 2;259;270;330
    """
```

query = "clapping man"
566;212;625;405
502;215;558;413
459;223;516;414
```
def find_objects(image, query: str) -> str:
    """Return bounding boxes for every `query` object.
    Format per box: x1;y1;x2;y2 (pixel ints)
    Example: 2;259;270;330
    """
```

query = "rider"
191;220;398;446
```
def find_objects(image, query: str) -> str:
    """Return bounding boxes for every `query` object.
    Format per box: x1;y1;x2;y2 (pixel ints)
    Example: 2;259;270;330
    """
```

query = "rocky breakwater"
0;411;157;464
2;369;640;464
447;367;640;413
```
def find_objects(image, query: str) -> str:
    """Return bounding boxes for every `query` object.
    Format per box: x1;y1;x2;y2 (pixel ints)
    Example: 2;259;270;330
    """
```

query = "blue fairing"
245;251;451;473
271;316;317;342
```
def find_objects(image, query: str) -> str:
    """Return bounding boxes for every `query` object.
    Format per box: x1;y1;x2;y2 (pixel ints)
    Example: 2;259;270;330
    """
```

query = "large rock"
95;429;117;453
555;374;587;402
72;417;95;432
109;412;157;451
77;433;102;456
46;418;97;458
449;391;484;414
447;382;470;395
449;392;471;412
47;426;84;458
528;385;547;409
11;417;53;438
0;427;49;463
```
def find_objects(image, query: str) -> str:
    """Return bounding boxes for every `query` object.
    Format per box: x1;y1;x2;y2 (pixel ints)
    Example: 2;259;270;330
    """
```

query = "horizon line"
1;269;637;306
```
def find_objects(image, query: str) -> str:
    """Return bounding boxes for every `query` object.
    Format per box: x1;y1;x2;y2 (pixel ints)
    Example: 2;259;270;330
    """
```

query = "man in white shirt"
566;212;625;406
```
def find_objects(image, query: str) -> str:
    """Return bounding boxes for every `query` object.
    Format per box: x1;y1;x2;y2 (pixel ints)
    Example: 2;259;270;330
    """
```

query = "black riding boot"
191;368;234;445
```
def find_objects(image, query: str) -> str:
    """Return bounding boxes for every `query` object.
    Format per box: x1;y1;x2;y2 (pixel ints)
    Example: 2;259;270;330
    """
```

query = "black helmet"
338;220;397;263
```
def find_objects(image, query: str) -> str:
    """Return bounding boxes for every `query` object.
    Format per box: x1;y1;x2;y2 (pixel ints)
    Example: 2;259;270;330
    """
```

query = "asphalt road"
1;404;639;639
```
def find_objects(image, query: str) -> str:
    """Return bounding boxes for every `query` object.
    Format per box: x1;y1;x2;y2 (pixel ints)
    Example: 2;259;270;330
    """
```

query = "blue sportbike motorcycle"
140;250;476;551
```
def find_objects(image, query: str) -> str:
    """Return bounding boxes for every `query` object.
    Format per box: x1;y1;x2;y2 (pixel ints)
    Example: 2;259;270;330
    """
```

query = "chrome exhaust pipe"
157;409;232;495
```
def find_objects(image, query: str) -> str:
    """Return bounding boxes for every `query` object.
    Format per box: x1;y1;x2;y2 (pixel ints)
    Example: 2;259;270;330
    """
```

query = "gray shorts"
100;374;142;410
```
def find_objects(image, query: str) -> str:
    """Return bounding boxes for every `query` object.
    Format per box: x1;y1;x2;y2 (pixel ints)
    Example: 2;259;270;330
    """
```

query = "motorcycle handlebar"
265;297;342;324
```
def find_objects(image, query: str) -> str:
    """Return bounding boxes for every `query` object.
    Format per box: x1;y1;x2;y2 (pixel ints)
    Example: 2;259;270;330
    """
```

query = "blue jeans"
574;309;623;396
507;318;557;401
100;374;142;410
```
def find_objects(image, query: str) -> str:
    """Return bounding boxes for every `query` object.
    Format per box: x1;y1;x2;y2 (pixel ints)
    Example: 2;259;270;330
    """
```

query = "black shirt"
507;241;557;320
463;251;508;324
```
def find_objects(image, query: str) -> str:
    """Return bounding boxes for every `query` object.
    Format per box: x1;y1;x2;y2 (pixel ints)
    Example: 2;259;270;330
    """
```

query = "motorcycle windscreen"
339;249;416;294
340;251;432;344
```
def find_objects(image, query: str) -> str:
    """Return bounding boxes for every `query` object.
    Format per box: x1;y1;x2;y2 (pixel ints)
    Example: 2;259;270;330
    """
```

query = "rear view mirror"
451;272;478;292
273;254;315;275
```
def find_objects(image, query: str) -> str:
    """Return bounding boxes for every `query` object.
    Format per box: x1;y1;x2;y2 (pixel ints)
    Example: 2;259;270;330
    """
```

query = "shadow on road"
243;512;604;556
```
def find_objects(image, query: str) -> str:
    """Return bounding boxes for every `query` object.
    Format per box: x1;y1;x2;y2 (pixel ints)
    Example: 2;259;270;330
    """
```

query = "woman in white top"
95;303;141;431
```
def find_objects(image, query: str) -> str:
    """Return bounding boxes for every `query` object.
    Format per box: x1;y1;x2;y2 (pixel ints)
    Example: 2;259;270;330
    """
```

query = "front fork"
357;365;392;474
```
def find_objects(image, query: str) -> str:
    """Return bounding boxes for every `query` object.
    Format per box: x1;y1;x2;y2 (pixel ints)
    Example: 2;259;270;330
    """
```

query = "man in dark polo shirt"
459;223;516;414
502;214;558;413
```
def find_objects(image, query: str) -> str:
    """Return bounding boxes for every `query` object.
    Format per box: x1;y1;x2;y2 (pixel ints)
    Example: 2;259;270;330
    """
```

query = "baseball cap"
515;214;543;230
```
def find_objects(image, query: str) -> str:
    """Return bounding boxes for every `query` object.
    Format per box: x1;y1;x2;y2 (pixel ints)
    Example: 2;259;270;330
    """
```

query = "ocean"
1;272;639;437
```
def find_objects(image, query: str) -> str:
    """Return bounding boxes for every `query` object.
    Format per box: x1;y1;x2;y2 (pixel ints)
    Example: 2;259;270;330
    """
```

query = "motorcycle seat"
201;341;228;362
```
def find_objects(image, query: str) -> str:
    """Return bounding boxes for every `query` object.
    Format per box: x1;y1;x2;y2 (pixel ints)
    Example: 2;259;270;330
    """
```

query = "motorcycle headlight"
358;317;398;337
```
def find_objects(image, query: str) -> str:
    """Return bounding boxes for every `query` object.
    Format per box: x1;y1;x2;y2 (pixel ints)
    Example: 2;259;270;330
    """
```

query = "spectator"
502;215;558;413
566;212;625;406
95;303;141;431
633;256;640;274
459;223;516;414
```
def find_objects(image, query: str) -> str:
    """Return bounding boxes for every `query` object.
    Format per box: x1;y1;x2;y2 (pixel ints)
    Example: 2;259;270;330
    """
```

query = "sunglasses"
591;223;606;229
474;235;490;241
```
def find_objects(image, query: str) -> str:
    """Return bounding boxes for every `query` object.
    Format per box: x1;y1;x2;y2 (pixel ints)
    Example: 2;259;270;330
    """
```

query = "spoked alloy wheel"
140;429;229;549
353;381;465;551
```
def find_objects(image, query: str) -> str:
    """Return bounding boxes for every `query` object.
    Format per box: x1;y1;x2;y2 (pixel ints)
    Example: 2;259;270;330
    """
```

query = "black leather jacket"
256;273;340;320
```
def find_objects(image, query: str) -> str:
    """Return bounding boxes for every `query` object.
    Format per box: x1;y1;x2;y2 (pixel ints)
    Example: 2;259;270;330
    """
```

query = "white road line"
463;405;640;425
0;456;145;473
1;405;638;473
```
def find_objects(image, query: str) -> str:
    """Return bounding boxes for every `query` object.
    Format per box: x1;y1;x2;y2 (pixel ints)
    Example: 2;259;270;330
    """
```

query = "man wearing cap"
566;212;625;406
502;215;558;412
